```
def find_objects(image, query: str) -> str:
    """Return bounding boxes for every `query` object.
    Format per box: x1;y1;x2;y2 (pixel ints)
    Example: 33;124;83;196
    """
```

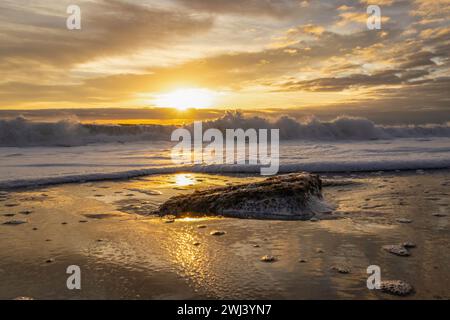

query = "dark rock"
396;218;413;224
260;255;277;263
3;220;27;225
382;245;410;257
331;265;351;274
210;230;226;236
380;280;414;296
155;173;324;220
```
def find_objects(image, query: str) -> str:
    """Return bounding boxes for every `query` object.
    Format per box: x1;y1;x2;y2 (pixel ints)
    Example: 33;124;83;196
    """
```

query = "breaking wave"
1;113;450;147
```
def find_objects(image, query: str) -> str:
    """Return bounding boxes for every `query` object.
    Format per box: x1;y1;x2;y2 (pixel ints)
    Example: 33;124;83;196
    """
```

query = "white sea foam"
1;114;450;147
1;138;450;189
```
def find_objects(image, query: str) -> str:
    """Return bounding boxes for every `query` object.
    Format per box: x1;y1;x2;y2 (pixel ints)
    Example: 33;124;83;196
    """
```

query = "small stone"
4;203;19;207
45;259;54;264
32;227;38;231
316;248;324;253
61;222;67;225
380;280;414;296
3;213;15;217
3;220;27;225
164;219;175;224
310;217;319;222
432;213;447;217
382;245;410;257
210;230;226;236
79;220;88;223
299;259;308;263
402;242;417;248
20;210;33;215
13;296;34;300
396;218;413;224
260;255;277;263
331;265;351;274
197;225;207;229
192;242;201;246
253;244;260;248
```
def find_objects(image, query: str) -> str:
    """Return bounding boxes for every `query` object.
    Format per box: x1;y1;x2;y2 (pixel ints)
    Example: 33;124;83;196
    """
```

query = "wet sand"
0;171;449;300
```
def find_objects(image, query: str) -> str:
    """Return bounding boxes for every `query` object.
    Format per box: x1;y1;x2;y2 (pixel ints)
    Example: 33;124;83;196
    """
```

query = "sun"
154;88;215;111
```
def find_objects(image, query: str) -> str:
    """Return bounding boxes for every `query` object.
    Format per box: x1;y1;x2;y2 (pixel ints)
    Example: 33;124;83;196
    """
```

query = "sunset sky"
0;0;449;123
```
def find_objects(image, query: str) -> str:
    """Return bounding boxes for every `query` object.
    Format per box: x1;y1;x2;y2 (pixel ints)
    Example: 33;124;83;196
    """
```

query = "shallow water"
0;171;449;299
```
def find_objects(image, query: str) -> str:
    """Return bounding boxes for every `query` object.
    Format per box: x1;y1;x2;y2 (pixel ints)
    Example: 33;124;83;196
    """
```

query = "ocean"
1;116;450;189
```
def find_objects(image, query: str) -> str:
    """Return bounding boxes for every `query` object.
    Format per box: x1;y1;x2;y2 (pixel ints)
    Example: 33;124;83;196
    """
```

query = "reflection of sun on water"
175;174;196;187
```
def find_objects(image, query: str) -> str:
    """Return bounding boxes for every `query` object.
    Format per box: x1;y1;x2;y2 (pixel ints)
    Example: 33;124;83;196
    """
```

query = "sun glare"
154;88;215;110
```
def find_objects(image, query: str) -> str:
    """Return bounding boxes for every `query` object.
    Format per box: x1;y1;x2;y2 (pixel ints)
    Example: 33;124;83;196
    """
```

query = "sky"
0;0;449;123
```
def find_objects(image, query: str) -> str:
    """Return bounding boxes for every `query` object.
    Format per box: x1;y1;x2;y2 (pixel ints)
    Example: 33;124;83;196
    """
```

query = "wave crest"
1;113;450;147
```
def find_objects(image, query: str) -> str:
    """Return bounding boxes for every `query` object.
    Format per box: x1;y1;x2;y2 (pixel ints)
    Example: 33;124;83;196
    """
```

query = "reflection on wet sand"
0;171;449;299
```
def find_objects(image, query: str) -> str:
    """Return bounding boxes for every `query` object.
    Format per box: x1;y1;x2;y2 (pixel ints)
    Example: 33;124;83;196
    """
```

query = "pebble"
331;265;351;274
402;242;417;248
316;248;324;253
210;230;226;236
3;220;27;225
380;280;414;296
164;219;175;224
3;213;15;217
253;244;260;248
299;259;308;263
197;225;207;229
20;210;33;215
432;213;447;217
382;244;410;257
310;217;319;222
192;242;201;246
45;259;54;264
4;203;19;207
260;255;277;263
79;220;88;223
396;218;413;224
13;296;34;300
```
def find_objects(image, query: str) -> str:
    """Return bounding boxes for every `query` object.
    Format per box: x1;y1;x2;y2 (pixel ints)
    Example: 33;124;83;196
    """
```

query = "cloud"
0;0;213;68
174;0;301;18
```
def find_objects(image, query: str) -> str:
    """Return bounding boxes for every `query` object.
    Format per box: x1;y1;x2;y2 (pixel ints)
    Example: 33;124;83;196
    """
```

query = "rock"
310;217;319;222
382;245;410;257
3;220;27;225
20;210;33;215
84;213;120;219
192;242;201;246
3;213;15;217
45;259;54;263
4;203;19;207
299;259;308;263
197;225;207;229
253;244;260;248
13;296;34;300
32;227;38;231
61;222;67;225
316;248;324;253
164;219;175;224
432;213;447;217
260;255;277;263
155;173;324;220
380;280;414;296
396;218;413;224
401;242;417;248
331;265;351;274
79;220;88;223
210;230;226;236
